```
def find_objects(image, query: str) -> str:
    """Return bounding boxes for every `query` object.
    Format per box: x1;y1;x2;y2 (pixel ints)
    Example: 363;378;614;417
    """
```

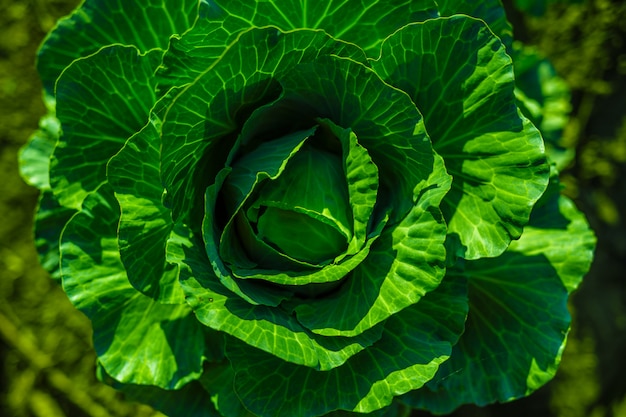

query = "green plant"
19;1;596;416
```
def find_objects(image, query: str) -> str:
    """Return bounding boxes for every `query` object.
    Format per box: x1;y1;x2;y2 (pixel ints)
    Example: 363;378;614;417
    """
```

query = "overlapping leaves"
19;1;596;417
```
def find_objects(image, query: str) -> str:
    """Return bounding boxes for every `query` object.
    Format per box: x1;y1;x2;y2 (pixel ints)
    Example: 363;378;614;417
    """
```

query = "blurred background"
1;0;624;416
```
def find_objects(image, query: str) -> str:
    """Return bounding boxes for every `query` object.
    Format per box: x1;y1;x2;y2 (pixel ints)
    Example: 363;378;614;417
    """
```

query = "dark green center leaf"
248;143;351;264
256;207;346;264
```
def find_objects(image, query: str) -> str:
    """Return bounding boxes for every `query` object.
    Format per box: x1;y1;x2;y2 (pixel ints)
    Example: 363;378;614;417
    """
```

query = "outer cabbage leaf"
372;15;549;260
30;192;76;281
99;366;220;417
227;275;468;417
25;0;199;284
199;362;412;417
513;43;574;170
37;0;199;96
322;402;412;417
200;362;256;417
504;168;596;293
19;110;59;189
158;0;439;90
402;172;596;413
19;109;76;281
51;45;161;210
59;185;207;389
108;120;185;304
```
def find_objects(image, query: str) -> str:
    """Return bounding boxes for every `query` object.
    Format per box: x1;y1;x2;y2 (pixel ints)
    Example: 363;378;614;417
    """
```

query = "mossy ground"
1;0;625;416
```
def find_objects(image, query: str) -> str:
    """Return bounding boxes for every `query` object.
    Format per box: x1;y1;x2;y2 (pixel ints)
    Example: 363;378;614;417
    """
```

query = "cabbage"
19;1;596;416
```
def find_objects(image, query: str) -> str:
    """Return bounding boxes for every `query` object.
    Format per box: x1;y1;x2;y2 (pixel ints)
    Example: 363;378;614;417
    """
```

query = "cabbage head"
19;1;596;416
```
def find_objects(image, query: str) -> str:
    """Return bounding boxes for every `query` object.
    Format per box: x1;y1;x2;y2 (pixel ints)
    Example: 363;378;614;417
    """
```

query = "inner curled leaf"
245;142;352;265
211;116;383;289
